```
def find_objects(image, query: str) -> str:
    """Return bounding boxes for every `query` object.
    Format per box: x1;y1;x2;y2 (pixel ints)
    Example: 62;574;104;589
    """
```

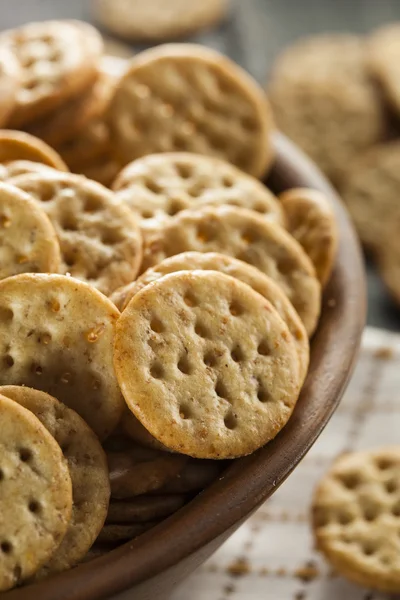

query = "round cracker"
0;130;68;171
1;20;103;127
11;172;143;296
0;160;58;181
114;270;301;459
158;458;224;494
113;152;283;231
93;0;228;42
0;393;72;591
0;182;60;278
141;206;321;336
0;385;110;577
112;251;309;383
313;447;400;594
0;273;124;440
107;44;274;178
96;523;157;544
0;47;20;127
279;187;338;287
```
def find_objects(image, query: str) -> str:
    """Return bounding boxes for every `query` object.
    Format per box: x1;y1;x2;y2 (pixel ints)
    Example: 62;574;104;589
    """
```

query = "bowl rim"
5;133;366;600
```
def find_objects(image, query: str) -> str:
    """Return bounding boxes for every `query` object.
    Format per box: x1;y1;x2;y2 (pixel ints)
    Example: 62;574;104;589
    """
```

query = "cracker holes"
184;293;197;307
19;448;32;463
313;510;329;528
224;411;237;430
195;322;209;339
177;356;192;375
40;184;55;202
0;214;11;228
0;306;13;321
50;299;61;312
144;179;162;194
241;230;257;244
141;210;154;219
179;404;192;420
231;346;244;363
150;362;164;379
392;502;400;517
257;341;271;356
254;203;268;214
65;253;76;267
338;510;355;525
277;257;295;276
223;175;234;188
150;318;164;333
3;355;14;368
376;457;393;471
196;225;212;243
40;332;51;345
28;500;41;514
203;351;217;367
257;383;270;403
385;479;397;494
0;468;4;481
338;473;360;490
167;200;185;216
215;379;229;401
1;541;12;554
363;506;379;522
32;364;43;376
84;195;102;213
229;301;243;317
189;183;206;198
61;215;78;231
362;542;376;557
176;163;192;179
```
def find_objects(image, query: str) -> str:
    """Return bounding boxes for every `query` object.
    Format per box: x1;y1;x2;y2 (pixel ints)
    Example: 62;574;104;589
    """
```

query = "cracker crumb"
226;557;251;577
294;561;319;583
374;346;394;360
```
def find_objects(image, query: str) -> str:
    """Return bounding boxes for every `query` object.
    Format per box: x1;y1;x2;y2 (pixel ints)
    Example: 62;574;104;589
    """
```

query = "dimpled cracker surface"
112;252;309;383
0;130;68;171
107;44;274;178
12;172;142;295
269;35;385;184
113;153;283;231
0;160;58;181
0;274;124;440
313;447;400;593
0;183;60;278
341;142;400;251
279;188;338;287
94;0;228;42
0;386;110;577
0;393;72;591
0;47;20;127
114;270;301;459
1;20;103;127
141;206;321;336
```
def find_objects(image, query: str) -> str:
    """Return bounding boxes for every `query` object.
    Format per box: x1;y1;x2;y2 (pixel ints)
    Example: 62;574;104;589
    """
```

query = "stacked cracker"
268;25;400;308
0;19;338;591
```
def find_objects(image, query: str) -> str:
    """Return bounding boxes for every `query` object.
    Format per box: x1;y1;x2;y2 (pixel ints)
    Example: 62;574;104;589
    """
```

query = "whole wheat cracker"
97;522;157;544
113;152;283;231
0;130;68;170
0;273;124;440
279;187;338;287
0;182;60;278
0;385;110;577
114;270;302;459
313;447;400;593
93;0;228;42
12;172;142;295
1;20;103;127
107;44;274;178
140;205;321;336
158;458;224;494
112;251;309;383
106;495;186;524
0;393;72;591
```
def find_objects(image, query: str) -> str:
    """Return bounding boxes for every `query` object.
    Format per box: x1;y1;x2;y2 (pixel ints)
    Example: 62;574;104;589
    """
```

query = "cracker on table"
313;446;400;593
0;130;68;171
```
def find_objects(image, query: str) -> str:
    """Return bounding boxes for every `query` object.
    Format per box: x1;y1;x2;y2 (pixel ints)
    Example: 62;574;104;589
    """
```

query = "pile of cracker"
268;25;400;307
0;19;338;592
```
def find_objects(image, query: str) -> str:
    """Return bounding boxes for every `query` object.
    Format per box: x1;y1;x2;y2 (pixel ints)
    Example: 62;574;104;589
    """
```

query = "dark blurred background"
3;0;400;330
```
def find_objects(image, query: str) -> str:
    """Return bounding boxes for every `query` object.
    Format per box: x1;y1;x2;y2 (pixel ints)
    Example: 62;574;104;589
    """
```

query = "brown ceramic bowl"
4;134;366;600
